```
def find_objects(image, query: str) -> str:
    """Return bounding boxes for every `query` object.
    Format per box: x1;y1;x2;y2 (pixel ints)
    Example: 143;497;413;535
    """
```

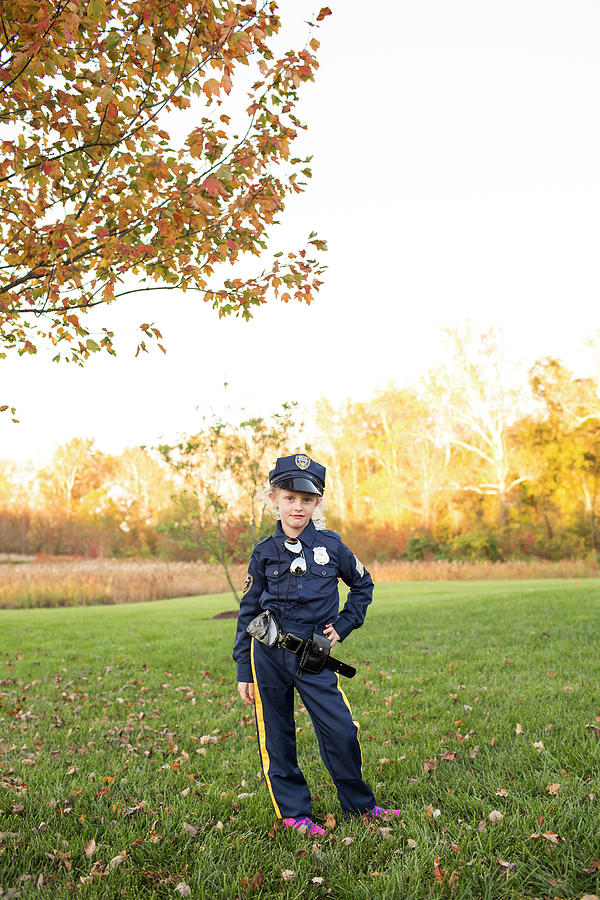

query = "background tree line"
2;333;600;565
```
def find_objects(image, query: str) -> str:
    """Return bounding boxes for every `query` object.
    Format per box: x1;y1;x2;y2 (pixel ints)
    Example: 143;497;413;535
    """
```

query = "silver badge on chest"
313;546;330;565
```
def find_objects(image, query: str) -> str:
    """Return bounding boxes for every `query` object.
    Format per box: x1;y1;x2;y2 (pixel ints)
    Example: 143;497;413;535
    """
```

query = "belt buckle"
279;633;304;653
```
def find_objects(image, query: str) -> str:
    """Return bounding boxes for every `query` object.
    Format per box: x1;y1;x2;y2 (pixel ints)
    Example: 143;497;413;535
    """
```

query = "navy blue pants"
250;636;376;819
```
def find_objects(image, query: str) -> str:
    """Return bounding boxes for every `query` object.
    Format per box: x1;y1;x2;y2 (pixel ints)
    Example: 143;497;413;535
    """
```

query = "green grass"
1;579;599;899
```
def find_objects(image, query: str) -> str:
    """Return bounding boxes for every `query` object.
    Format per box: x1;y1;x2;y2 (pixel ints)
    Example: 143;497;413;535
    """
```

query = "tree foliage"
0;0;329;364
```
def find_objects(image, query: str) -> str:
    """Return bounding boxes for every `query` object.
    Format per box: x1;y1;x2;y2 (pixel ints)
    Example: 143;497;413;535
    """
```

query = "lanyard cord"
275;540;294;626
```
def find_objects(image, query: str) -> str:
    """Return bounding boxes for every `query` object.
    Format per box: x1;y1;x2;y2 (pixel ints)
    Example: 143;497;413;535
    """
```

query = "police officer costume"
233;454;377;820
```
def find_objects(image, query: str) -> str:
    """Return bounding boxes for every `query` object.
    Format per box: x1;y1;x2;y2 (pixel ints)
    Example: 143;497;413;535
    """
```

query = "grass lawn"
0;579;599;899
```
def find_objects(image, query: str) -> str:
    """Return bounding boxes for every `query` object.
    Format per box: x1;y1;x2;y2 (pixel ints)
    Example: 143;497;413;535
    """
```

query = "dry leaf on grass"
84;838;96;859
433;857;446;883
582;858;600;874
489;810;504;824
323;813;336;830
175;884;191;897
530;831;563;845
281;870;296;882
546;783;560;795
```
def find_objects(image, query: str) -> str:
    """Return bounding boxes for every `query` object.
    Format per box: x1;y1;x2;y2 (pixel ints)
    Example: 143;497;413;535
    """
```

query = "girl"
233;453;400;835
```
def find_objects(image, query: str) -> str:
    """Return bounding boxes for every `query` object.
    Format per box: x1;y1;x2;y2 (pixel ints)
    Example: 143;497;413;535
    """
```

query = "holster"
298;633;330;674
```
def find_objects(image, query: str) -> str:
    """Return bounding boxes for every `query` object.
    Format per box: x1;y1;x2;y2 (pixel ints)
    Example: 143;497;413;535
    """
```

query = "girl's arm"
333;542;374;641
232;551;266;683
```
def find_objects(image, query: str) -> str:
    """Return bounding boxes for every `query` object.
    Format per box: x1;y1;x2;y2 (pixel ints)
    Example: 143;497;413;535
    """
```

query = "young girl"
233;453;400;835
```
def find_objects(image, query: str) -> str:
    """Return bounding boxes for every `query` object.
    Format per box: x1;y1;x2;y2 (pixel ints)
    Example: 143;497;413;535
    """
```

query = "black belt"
279;630;356;679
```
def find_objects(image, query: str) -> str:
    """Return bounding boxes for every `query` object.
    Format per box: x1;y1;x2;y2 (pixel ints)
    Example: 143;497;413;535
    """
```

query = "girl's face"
270;489;321;537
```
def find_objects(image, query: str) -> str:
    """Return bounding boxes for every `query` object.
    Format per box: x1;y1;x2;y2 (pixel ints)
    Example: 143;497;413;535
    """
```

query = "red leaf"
316;7;332;20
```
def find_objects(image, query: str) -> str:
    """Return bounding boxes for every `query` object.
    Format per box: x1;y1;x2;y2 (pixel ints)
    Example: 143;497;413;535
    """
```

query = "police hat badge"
295;454;311;470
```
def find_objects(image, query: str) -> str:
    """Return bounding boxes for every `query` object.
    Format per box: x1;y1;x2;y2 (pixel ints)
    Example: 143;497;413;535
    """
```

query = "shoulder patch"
241;574;253;598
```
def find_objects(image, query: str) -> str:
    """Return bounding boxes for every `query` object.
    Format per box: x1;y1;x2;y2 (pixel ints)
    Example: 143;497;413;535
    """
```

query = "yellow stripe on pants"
250;638;282;818
335;673;365;775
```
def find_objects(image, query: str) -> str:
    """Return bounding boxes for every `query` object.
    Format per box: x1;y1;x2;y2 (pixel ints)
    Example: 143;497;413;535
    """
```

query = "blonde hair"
263;483;327;530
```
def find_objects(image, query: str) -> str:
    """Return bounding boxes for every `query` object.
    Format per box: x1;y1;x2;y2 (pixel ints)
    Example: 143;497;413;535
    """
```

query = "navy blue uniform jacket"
233;520;374;682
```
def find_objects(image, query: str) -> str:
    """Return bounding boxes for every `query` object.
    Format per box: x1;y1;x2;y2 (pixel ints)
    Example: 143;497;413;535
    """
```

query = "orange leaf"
316;7;332;20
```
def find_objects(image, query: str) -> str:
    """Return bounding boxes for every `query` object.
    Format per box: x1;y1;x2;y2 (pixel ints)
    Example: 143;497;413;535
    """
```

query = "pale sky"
2;0;599;465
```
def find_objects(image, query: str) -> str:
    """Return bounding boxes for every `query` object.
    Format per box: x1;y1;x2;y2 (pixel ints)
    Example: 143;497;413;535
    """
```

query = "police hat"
269;454;326;496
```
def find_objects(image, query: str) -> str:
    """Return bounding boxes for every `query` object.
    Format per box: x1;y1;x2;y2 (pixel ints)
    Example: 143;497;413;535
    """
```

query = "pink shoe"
365;805;403;819
282;816;325;836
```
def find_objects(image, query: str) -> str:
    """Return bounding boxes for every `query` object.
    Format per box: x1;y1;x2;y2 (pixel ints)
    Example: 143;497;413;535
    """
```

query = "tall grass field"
0;580;599;899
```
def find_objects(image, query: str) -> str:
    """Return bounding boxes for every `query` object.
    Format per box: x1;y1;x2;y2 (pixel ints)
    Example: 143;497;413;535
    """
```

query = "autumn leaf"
281;870;296;881
317;7;332;20
323;813;336;830
84;838;96;859
108;851;126;870
515;723;525;734
424;804;441;819
488;810;504;824
434;857;446;883
175;884;191;898
545;783;560;795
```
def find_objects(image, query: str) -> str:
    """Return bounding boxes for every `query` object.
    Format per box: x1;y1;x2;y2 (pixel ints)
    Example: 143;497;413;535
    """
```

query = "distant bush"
449;532;501;561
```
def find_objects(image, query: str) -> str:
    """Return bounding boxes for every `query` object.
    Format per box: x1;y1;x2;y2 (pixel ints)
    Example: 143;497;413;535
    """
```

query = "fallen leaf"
378;827;392;839
309;876;324;884
342;836;355;845
281;869;296;881
424;804;441;819
84;838;96;859
407;838;418;849
582;858;600;874
495;788;509;797
108;852;126;870
489;810;504;824
323;813;336;830
530;831;563;845
546;783;560;795
175;884;191;897
515;723;525;735
434;857;446;883
497;859;516;874
533;741;544;752
423;759;438;772
183;823;199;837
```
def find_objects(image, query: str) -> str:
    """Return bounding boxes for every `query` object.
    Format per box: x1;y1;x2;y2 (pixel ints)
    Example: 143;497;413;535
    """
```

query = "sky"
2;0;600;466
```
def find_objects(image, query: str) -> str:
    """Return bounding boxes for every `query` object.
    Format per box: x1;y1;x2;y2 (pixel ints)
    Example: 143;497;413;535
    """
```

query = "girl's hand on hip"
238;682;255;706
323;624;340;647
